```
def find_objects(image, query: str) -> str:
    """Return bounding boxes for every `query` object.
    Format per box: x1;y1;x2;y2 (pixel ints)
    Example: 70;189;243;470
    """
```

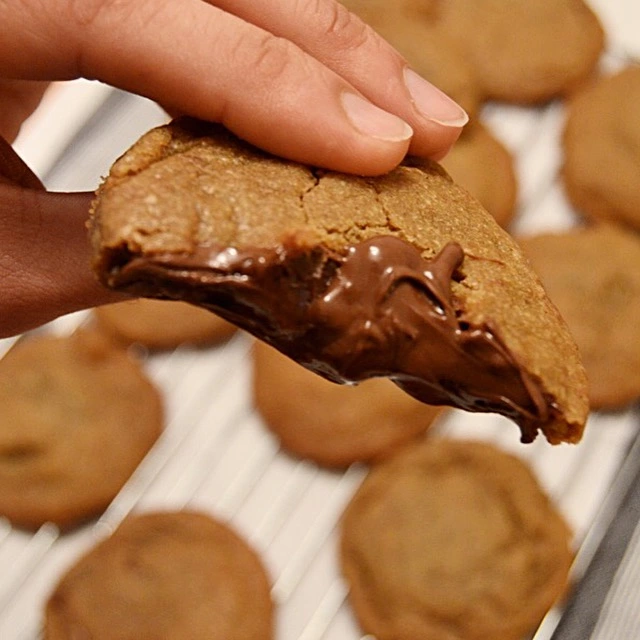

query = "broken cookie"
89;119;588;444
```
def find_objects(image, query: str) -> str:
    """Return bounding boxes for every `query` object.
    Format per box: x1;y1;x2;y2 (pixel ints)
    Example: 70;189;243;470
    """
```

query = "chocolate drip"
112;236;551;442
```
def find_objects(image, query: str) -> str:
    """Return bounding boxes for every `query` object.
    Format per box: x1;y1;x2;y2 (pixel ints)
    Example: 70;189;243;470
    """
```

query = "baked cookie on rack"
0;330;163;530
340;438;573;640
406;0;605;104
561;66;640;231
519;223;640;410
440;121;518;228
44;511;274;639
89;118;588;445
340;0;482;117
92;298;236;350
252;340;444;467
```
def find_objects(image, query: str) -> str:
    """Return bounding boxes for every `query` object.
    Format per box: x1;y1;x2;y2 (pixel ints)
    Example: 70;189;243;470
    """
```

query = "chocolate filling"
108;235;554;442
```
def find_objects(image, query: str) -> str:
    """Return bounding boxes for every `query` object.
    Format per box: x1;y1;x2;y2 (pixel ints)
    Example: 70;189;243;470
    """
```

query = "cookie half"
340;438;573;640
562;66;640;231
89;119;588;444
519;223;640;410
44;511;274;640
252;340;444;467
0;330;163;530
92;298;236;350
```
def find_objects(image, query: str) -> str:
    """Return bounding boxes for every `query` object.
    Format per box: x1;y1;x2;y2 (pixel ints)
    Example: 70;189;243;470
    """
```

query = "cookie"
92;298;237;350
407;0;605;104
0;330;163;530
89;118;588;444
252;340;444;467
561;66;640;231
340;0;482;117
44;510;274;640
440;121;518;228
340;438;573;640
519;223;640;410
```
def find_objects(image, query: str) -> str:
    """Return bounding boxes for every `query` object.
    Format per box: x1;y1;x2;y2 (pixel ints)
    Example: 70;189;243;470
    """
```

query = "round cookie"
407;0;605;104
89;119;589;445
440;121;517;228
44;511;274;640
0;330;163;530
561;66;640;231
340;438;573;640
340;0;482;117
519;223;640;410
252;340;444;467
93;298;237;350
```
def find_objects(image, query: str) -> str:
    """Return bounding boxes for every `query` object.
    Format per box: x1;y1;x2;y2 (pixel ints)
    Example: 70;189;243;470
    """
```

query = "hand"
0;0;468;338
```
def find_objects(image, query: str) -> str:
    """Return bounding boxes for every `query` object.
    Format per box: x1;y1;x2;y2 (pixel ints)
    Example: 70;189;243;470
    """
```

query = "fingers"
2;0;464;175
0;182;128;338
70;0;415;174
210;0;468;160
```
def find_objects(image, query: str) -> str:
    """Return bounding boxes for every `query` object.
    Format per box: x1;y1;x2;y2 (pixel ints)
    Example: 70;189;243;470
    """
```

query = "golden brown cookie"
252;340;444;467
340;438;573;640
89;119;588;445
562;66;640;231
44;510;274;640
340;0;482;117
0;330;163;530
440;121;518;228
519;223;640;410
92;298;236;350
407;0;605;104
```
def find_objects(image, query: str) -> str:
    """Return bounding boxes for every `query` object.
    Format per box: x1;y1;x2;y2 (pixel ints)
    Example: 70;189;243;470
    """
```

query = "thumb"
0;139;128;338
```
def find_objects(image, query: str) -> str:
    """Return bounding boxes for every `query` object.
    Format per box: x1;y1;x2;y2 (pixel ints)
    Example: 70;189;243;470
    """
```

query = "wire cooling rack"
2;3;640;637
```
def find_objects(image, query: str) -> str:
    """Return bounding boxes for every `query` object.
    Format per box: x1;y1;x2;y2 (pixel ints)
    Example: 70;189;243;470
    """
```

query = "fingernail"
341;92;413;142
404;68;469;127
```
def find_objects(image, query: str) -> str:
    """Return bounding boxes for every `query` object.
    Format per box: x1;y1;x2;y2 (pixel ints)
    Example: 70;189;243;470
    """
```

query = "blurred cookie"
252;340;444;467
90;119;588;444
408;0;605;104
0;330;163;530
562;66;640;231
340;438;573;640
441;121;517;228
93;298;236;350
340;0;482;117
519;223;640;410
45;511;274;639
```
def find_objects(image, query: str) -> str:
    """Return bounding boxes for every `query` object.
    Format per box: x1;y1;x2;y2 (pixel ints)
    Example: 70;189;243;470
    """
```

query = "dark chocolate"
109;235;554;442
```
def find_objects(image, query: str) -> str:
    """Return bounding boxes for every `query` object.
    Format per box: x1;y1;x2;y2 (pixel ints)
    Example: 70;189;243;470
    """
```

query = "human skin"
0;0;467;338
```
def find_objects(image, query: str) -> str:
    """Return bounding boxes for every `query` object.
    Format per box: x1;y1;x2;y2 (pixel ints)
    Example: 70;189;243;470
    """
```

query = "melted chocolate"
112;236;551;442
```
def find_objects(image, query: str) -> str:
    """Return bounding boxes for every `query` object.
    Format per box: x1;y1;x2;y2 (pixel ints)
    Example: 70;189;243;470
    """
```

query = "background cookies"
0;330;163;530
340;438;573;640
93;298;237;350
44;511;274;640
252;340;444;467
406;0;605;104
519;223;640;410
340;0;482;117
440;121;518;228
561;66;640;231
